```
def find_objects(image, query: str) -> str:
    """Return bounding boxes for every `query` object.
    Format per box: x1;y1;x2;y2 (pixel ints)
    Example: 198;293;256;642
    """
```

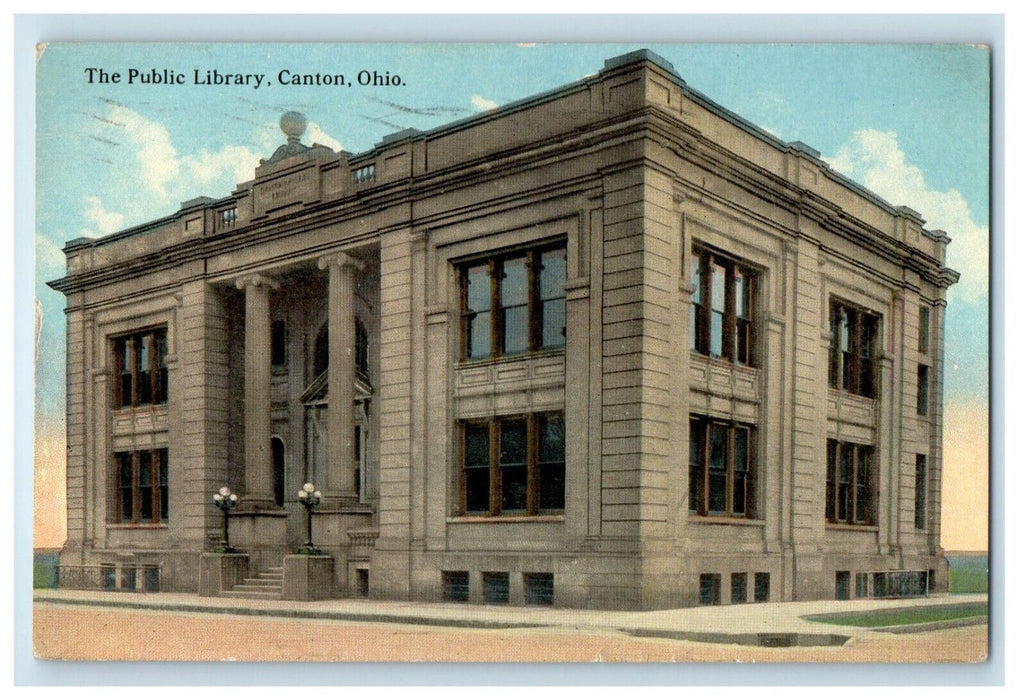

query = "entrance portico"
226;247;377;592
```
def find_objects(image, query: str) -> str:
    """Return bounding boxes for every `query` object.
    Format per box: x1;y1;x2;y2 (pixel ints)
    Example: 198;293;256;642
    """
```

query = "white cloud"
81;196;125;237
824;129;987;302
106;104;181;199
183;145;262;187
35;233;66;271
470;95;499;112
307;121;343;152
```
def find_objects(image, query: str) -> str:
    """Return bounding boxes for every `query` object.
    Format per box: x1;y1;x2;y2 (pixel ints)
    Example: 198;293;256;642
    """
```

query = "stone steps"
225;566;283;600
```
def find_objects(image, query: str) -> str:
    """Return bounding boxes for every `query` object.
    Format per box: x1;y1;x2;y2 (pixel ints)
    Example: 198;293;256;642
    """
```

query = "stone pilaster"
235;273;279;508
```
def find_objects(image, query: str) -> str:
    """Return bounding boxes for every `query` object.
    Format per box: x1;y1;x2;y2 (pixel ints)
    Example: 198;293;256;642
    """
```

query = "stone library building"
49;50;957;610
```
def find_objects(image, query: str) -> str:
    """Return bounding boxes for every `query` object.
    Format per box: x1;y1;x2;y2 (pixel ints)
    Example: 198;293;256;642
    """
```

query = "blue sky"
33;42;991;549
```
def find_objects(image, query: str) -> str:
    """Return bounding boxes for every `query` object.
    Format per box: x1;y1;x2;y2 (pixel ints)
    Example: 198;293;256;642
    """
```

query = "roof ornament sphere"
280;111;307;143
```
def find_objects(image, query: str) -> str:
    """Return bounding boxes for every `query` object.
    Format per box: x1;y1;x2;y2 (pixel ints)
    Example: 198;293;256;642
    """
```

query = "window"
355;318;369;377
835;571;851;601
460;244;566;361
483;572;510;604
825;440;875;525
524;573;555;606
855;573;869;598
699;573;721;605
460;413;564;516
754;572;770;602
919;305;931;354
271;320;287;367
915;454;928;530
113;448;169;524
731;573;748;604
917;364;930;416
442;571;469;602
113;328;168;408
689;416;755;518
829;301;878;398
690;246;757;365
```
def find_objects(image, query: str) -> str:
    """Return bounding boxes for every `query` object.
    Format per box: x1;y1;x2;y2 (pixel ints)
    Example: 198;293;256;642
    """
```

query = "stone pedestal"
199;552;249;597
282;554;336;601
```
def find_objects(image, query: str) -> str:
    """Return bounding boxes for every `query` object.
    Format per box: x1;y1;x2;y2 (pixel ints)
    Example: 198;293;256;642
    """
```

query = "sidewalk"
33;588;988;647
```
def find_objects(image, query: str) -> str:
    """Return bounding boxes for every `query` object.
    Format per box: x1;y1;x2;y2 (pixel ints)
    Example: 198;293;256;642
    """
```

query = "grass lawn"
805;602;988;628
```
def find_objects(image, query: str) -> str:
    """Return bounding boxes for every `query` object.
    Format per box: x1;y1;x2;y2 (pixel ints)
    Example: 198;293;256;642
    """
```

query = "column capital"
235;273;280;292
317;250;365;272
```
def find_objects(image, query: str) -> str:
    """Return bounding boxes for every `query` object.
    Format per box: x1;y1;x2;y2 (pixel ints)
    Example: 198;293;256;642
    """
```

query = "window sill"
688;515;764;526
457;349;565;369
112;404;168;415
107;523;169;530
825;522;878;532
447;514;564;524
690;352;758;372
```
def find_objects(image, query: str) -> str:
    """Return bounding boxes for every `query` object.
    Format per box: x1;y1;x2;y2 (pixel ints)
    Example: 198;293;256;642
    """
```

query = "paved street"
32;592;988;663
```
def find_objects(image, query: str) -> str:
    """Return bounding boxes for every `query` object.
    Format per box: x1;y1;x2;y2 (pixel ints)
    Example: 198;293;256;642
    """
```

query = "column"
318;251;365;505
236;273;279;507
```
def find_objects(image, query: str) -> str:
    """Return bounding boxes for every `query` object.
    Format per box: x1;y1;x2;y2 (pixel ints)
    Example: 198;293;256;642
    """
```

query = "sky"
32;41;990;551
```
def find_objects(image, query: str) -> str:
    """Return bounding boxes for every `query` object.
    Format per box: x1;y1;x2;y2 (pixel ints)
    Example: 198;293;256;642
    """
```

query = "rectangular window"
524;573;555;606
690;416;755;518
483;572;510;604
355;318;369;376
690;246;758;365
856;573;869;598
754;572;770;602
731;573;748;604
835;571;851;601
112;448;169;525
826;440;875;526
122;566;137;592
112;327;168;408
271;320;287;367
144;566;160;592
442;571;469;602
917;364;930;416
460;244;566;361
915;454;928;530
102;565;117;590
919;305;931;354
460;412;564;516
699;573;721;605
829;301;878;398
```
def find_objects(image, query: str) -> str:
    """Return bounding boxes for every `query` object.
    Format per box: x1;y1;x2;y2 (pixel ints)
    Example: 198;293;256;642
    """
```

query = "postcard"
31;40;990;667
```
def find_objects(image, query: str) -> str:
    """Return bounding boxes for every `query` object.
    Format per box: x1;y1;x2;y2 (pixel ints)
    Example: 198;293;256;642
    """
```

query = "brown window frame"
112;327;168;409
689;415;756;519
825;439;876;526
111;447;169;525
690;246;758;366
458;412;565;517
459;243;567;362
828;301;878;399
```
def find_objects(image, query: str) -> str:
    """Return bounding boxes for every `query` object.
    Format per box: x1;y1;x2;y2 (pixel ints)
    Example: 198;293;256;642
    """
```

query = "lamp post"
298;483;322;555
212;486;239;553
